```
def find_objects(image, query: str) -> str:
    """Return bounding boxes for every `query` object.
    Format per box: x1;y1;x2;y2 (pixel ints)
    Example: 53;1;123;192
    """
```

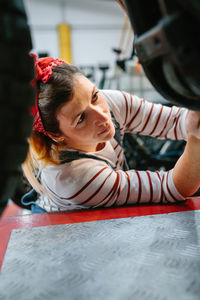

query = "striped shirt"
37;90;188;212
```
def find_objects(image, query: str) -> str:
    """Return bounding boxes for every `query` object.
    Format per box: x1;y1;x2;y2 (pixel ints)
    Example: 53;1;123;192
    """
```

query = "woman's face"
55;75;115;152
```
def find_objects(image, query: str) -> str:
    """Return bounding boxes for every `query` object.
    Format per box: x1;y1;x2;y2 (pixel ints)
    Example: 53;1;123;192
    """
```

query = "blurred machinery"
0;0;34;215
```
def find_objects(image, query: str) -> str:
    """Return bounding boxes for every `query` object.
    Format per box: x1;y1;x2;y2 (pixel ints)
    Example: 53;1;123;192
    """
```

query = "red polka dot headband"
30;53;67;136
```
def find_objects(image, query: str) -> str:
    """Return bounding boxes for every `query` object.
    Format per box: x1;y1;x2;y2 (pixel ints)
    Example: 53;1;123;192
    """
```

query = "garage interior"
0;1;200;299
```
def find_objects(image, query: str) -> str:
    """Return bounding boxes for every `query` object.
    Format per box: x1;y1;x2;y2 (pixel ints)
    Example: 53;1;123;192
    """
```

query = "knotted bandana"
30;53;67;135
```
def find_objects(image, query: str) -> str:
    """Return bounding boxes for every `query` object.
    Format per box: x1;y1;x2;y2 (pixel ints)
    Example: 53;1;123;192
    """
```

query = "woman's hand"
185;110;200;139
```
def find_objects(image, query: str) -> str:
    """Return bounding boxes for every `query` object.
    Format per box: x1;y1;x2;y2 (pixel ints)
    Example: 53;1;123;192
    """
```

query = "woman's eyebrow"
71;85;96;125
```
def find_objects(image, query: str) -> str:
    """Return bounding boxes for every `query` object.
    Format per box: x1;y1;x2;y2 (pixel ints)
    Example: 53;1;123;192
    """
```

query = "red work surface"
1;197;200;270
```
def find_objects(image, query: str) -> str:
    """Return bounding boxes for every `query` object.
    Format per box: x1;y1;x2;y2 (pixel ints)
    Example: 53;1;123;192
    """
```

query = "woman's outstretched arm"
173;111;200;197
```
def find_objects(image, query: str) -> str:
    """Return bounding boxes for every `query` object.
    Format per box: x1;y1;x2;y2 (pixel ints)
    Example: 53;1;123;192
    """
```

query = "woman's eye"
77;113;85;125
92;91;99;102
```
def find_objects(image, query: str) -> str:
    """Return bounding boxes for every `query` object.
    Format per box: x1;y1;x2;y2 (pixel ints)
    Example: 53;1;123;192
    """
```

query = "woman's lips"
98;124;111;135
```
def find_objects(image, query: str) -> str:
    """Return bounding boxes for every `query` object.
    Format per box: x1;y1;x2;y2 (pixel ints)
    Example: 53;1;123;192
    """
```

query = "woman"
22;54;200;213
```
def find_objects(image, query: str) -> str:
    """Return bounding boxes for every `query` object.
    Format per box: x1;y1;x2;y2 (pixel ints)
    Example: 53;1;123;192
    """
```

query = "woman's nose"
93;106;108;126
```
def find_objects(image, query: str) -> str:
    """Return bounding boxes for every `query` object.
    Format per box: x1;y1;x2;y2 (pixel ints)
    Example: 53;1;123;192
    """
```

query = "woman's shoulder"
41;158;113;200
101;89;130;126
101;89;125;107
42;157;110;180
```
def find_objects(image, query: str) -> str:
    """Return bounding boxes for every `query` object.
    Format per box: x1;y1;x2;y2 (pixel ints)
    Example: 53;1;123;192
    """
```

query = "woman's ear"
47;132;65;143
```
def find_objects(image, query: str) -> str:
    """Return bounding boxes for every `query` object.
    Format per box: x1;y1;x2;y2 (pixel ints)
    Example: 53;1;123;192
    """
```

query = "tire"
0;0;34;215
124;0;200;110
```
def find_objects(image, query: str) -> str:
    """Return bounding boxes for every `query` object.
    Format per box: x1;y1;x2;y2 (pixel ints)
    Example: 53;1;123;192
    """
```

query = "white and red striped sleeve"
103;90;188;141
41;159;185;211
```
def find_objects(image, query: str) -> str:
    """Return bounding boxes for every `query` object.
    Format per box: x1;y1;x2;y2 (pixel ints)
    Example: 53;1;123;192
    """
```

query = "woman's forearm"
173;134;200;197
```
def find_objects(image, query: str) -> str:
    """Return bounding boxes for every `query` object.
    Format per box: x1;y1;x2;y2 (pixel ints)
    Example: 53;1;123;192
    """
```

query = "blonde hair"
22;132;65;194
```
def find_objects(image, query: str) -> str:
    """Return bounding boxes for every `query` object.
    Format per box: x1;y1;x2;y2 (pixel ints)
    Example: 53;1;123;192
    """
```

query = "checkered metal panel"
0;210;200;300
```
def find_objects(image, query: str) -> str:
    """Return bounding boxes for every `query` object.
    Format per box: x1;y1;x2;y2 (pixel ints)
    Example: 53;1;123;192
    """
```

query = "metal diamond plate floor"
0;210;200;300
